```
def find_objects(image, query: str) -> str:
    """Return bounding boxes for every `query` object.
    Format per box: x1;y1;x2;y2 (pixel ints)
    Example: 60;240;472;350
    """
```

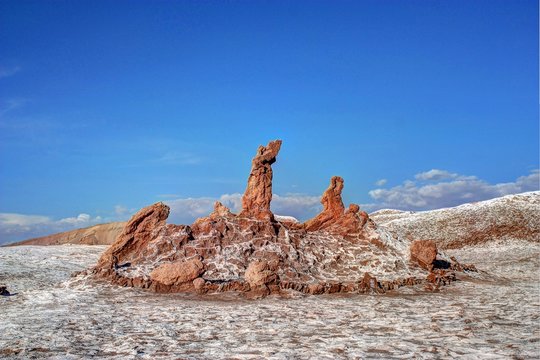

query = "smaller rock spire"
304;176;346;231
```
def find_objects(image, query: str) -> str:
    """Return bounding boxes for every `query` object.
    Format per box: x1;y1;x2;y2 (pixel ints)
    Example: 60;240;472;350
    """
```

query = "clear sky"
0;0;538;243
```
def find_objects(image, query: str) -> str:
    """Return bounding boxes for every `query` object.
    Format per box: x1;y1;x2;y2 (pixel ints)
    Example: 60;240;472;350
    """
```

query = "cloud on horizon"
1;169;537;245
166;193;321;224
364;169;539;211
0;212;103;244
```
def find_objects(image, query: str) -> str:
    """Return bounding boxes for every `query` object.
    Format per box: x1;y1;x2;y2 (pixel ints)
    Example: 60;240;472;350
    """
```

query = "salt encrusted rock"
91;140;474;298
239;140;282;221
96;202;170;270
245;260;278;288
410;240;438;270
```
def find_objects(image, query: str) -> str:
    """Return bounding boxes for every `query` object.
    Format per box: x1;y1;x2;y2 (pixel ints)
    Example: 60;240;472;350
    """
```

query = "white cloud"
375;179;387;186
0;65;21;79
0;212;102;244
365;169;539;211
0;213;50;227
114;205;130;216
166;193;322;225
414;169;458;181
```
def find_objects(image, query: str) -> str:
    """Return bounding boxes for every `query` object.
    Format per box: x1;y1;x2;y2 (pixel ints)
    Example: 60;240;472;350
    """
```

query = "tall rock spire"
239;140;282;221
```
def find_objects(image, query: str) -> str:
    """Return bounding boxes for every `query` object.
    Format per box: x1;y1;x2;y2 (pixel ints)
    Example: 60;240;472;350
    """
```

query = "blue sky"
0;0;538;243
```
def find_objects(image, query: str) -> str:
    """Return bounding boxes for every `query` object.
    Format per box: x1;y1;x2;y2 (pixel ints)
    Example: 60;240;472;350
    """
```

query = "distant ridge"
370;191;540;249
5;222;126;247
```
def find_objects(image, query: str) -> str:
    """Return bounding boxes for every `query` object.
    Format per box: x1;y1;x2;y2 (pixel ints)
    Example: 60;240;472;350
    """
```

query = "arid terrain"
1;238;538;359
2;141;539;358
1;190;539;358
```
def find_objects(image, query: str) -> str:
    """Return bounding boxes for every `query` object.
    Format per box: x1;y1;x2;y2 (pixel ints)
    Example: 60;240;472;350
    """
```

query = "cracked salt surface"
1;243;539;359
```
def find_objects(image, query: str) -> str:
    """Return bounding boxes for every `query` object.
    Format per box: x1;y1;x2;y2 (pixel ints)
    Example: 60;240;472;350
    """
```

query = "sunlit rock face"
90;140;474;297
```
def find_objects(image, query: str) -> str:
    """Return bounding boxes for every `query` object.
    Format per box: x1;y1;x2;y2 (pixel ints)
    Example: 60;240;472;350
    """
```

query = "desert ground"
1;239;538;359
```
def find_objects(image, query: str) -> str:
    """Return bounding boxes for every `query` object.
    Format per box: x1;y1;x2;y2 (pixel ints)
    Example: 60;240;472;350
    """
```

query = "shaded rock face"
96;203;170;270
91;140;475;298
239;140;282;221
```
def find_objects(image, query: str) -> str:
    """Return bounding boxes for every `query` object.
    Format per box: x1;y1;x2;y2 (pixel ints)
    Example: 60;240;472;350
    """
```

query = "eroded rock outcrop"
304;176;371;235
239;140;282;221
90;140;475;298
96;202;170;269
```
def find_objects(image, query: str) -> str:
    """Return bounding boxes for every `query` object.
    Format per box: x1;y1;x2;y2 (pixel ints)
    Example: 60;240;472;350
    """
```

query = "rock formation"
88;140;475;298
239;140;282;221
304;176;371;235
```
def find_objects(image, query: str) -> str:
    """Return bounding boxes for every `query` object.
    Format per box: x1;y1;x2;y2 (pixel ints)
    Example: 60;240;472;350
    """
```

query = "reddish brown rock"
88;139;474;299
304;176;345;231
426;269;457;290
150;258;205;286
304;177;371;235
244;260;278;288
358;272;382;293
211;201;233;218
192;277;206;293
410;240;438;270
239;140;282;221
96;202;170;269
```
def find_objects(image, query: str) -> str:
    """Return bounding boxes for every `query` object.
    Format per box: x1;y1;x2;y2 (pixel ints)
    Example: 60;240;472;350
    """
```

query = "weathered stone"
150;258;205;286
304;176;345;231
410;240;438;270
239;140;282;221
192;277;206;293
304;177;371;235
96;202;170;269
244;260;278;288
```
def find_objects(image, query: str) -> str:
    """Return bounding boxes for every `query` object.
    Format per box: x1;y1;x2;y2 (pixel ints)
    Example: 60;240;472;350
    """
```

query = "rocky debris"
370;191;540;249
91;140;475;298
410;240;438;270
239;139;282;221
425;269;458;291
0;286;11;296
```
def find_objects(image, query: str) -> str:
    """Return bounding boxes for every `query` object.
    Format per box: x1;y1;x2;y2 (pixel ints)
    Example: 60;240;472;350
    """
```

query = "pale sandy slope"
370;191;540;249
5;222;126;247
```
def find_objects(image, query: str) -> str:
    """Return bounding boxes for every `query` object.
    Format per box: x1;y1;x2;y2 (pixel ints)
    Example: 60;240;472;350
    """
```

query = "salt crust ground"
1;242;538;359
